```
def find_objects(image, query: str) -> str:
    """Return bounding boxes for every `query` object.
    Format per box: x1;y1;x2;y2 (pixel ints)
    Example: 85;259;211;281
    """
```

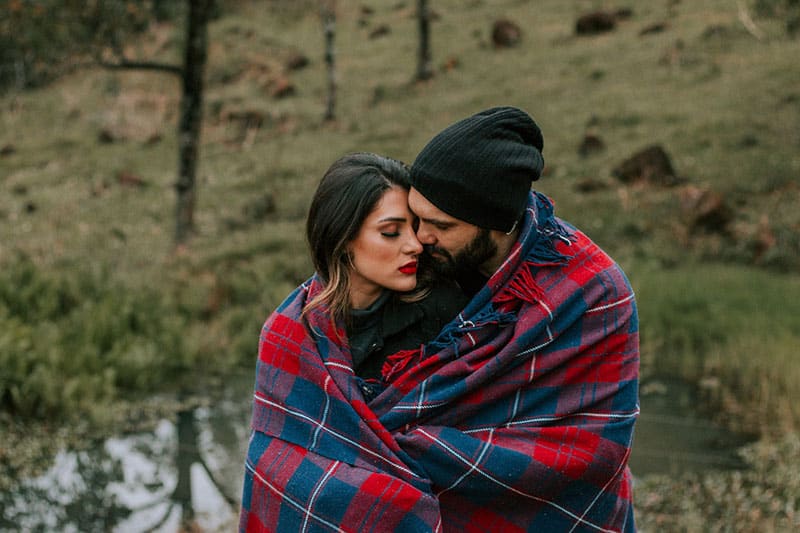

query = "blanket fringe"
494;194;574;307
528;193;574;267
381;348;422;383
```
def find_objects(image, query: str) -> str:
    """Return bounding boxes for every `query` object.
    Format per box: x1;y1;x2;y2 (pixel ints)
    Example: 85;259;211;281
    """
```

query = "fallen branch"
97;58;182;75
94;45;182;76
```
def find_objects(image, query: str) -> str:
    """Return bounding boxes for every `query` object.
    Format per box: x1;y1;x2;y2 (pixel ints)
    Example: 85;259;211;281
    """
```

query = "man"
399;106;641;531
409;106;555;294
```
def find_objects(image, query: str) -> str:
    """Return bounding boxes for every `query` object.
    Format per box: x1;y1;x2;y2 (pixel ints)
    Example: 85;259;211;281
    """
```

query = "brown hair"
304;153;417;324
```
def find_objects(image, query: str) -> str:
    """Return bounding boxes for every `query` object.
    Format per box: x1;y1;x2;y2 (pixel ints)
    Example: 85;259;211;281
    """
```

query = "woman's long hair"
304;152;419;324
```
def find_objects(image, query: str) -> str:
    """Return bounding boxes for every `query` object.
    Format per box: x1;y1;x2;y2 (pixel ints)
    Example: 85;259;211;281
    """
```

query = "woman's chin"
389;278;417;292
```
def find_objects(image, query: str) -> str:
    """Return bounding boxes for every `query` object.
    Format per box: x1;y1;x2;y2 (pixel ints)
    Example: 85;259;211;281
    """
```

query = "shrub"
0;257;188;419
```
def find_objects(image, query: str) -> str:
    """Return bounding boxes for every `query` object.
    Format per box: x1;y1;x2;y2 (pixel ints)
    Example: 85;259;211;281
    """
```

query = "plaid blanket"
241;192;640;532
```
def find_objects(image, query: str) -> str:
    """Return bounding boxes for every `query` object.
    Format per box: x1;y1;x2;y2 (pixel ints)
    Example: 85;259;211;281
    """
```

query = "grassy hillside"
2;0;799;528
3;0;799;424
2;0;798;410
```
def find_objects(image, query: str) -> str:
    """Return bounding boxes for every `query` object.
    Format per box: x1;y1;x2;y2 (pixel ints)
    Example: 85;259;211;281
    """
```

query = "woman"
303;152;465;387
240;153;465;532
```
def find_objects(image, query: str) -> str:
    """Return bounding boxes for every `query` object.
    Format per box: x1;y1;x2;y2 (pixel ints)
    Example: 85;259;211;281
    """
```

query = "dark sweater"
347;283;467;381
456;269;489;298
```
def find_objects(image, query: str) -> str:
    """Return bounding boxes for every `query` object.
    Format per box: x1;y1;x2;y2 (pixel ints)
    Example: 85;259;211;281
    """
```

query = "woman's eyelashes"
380;217;417;238
380;224;400;238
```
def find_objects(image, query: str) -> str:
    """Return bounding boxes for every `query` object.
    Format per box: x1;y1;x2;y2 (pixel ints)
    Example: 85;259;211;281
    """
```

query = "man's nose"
415;223;436;245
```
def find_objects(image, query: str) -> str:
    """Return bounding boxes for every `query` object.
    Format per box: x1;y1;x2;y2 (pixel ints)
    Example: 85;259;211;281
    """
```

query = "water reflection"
3;378;251;533
630;377;755;477
2;446;131;531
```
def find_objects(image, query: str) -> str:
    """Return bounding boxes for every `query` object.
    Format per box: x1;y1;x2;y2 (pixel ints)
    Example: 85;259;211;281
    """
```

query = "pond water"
2;375;754;531
1;374;253;533
630;377;755;477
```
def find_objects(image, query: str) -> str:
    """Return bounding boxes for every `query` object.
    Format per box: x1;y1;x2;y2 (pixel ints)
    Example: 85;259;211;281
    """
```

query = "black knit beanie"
410;106;545;233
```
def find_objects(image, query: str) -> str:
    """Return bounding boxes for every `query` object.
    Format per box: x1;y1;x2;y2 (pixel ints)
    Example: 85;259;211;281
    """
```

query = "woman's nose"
403;231;423;255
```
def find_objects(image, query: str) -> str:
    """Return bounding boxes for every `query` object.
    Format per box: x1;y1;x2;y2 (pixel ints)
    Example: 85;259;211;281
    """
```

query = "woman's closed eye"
377;216;414;238
380;223;401;237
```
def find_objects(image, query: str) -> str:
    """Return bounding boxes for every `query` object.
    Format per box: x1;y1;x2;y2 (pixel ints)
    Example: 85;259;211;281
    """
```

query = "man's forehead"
408;187;457;221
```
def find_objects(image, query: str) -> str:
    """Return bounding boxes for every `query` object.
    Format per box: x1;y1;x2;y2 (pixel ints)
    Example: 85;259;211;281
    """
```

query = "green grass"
1;0;798;432
634;261;800;433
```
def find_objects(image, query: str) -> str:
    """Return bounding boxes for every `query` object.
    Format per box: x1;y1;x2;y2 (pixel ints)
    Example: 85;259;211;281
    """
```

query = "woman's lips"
399;262;418;274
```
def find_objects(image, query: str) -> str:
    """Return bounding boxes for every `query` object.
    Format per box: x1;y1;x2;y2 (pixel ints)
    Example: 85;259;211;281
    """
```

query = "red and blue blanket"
241;192;640;532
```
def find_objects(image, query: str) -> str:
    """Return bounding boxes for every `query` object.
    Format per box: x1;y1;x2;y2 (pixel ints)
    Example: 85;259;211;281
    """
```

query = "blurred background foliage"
0;0;188;92
0;254;188;417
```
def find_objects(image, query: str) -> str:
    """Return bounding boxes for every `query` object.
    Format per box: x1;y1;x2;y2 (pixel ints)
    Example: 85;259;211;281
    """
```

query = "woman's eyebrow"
377;216;408;223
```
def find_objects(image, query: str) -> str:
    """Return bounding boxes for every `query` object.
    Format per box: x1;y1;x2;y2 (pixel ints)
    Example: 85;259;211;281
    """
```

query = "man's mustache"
422;245;449;258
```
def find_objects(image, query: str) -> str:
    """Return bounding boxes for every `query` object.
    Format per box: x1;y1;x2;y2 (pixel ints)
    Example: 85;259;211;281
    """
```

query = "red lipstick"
399;261;418;275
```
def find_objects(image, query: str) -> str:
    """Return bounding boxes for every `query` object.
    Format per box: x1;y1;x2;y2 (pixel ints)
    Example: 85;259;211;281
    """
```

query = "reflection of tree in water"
143;409;238;531
1;447;131;531
3;407;241;532
64;451;131;529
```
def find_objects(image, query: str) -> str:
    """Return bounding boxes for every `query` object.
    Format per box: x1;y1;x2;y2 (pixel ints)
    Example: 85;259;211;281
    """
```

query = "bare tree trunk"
416;0;433;81
175;0;213;245
321;0;337;121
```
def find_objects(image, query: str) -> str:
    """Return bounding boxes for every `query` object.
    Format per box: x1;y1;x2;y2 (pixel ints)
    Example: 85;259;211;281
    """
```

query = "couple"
240;107;640;532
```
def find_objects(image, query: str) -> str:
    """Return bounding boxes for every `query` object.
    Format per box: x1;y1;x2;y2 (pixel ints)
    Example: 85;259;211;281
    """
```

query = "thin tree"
174;0;213;245
320;0;337;121
93;0;214;245
416;0;433;81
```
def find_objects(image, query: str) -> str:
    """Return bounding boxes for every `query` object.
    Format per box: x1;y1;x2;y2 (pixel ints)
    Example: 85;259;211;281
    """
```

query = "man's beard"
424;229;497;278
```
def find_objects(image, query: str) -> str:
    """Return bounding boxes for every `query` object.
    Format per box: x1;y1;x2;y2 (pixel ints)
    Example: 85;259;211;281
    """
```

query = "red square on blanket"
564;336;627;385
464;508;525;533
260;314;305;373
563;238;613;286
360;473;422;512
532;426;601;479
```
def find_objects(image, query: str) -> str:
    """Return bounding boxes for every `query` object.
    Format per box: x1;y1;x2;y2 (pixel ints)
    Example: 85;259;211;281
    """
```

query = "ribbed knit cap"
410;106;544;232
